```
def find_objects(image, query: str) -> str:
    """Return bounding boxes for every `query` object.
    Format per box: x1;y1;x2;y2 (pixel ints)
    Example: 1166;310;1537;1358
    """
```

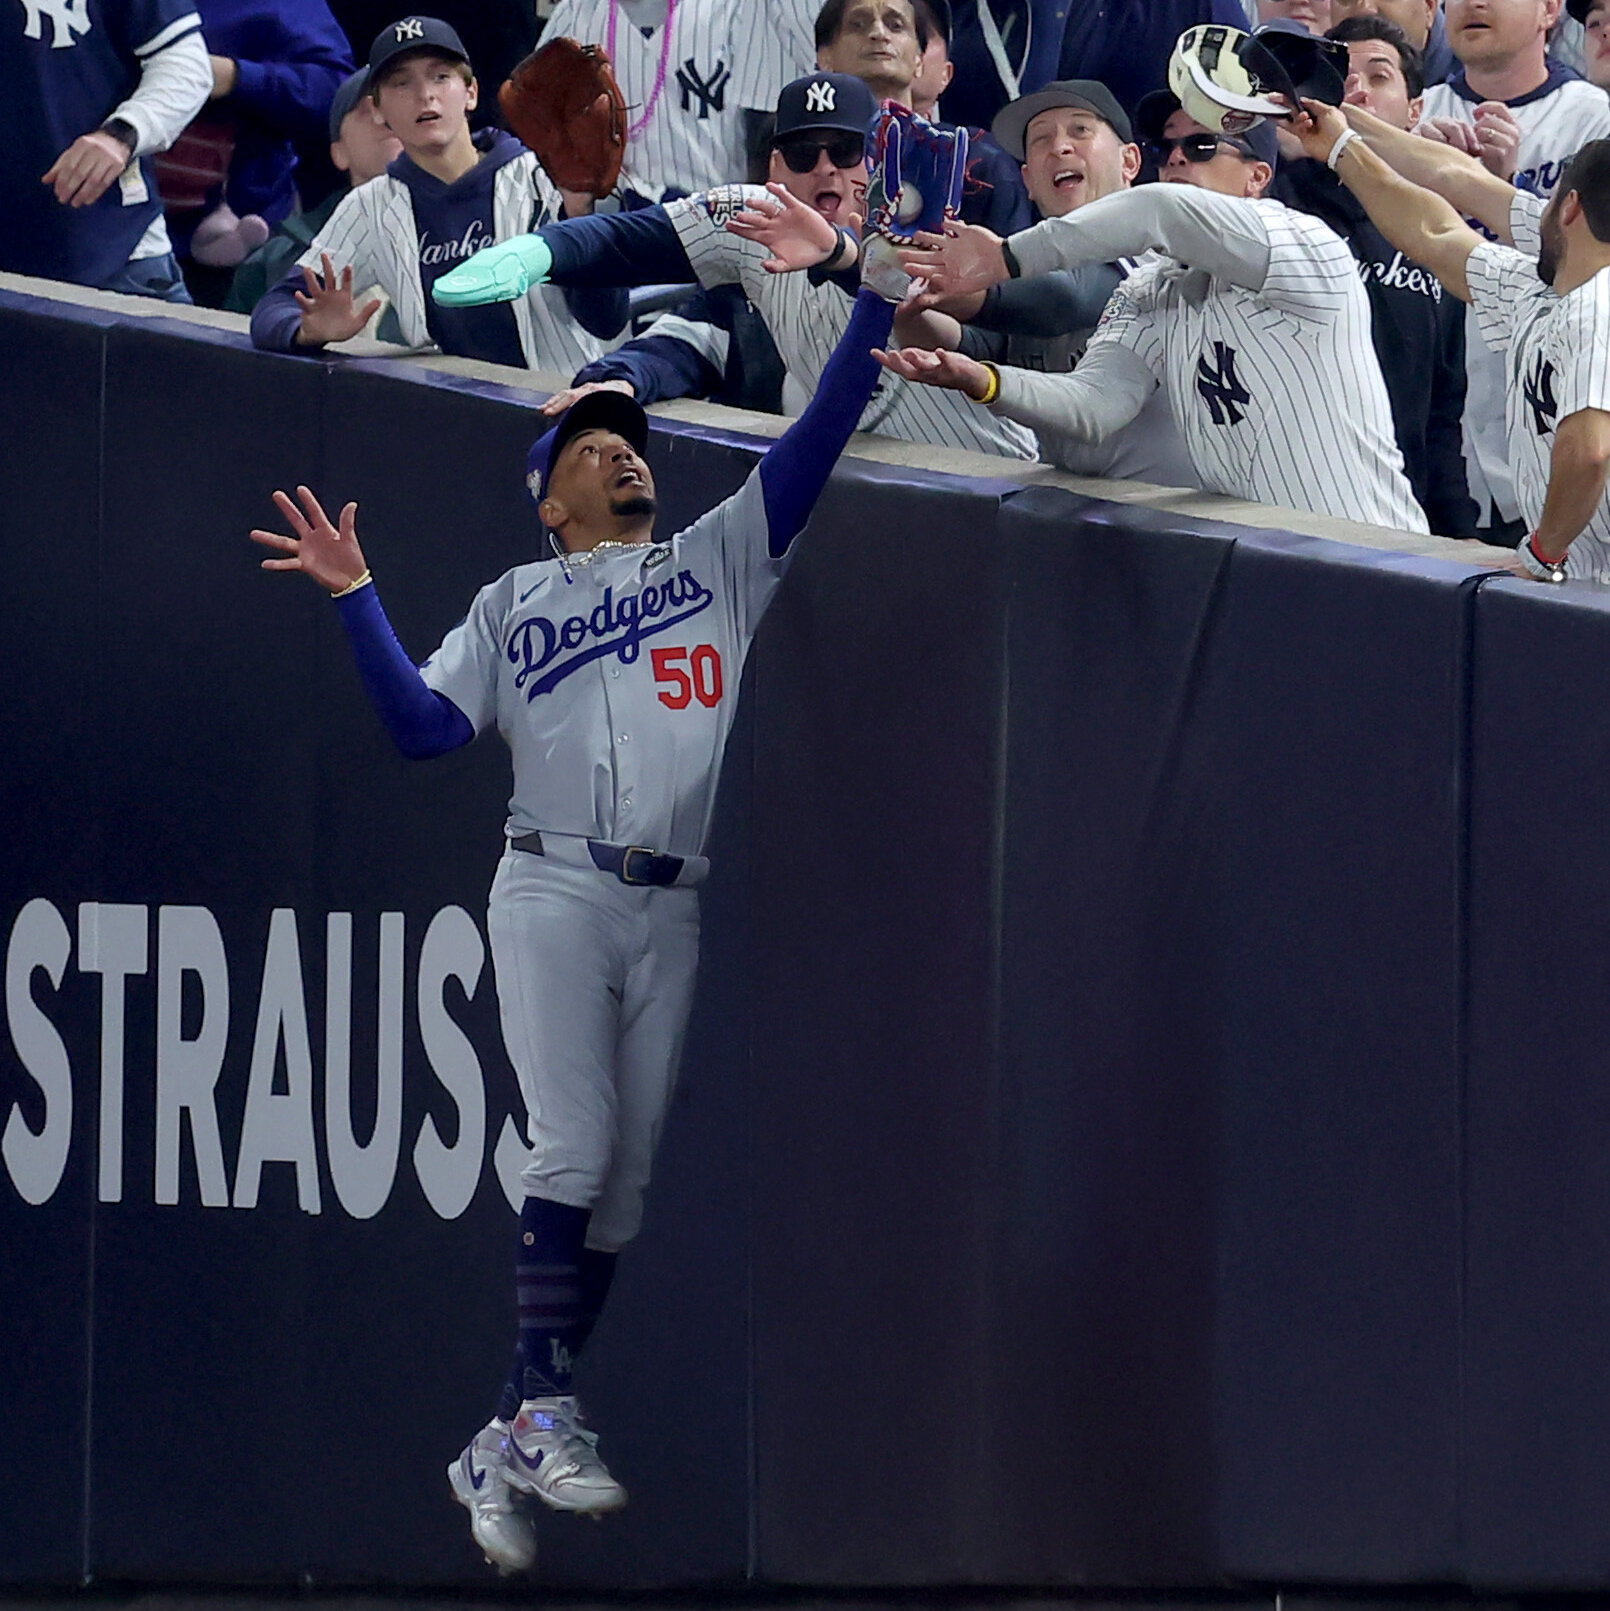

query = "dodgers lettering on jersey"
1464;190;1610;582
1086;199;1427;532
540;0;750;199
420;471;776;857
667;186;1038;461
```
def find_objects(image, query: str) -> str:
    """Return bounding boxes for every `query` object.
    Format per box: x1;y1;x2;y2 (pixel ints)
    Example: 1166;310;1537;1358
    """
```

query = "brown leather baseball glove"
499;37;627;199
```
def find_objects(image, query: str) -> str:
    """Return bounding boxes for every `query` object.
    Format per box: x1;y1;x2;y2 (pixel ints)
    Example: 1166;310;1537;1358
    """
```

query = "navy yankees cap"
366;16;470;89
1568;0;1602;21
772;72;880;141
526;390;650;509
1136;88;1280;168
992;79;1133;159
328;70;373;143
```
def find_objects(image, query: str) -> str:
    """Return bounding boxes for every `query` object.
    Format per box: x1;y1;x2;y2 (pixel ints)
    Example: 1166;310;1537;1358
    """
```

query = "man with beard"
249;159;911;1568
1292;96;1610;578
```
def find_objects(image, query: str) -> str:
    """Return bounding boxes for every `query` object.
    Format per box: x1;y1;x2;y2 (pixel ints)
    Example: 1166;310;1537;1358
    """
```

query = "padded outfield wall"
3;280;1610;1591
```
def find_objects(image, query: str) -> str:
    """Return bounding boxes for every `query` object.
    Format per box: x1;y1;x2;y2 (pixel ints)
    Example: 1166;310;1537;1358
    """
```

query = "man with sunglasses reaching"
871;84;1429;530
434;70;1037;460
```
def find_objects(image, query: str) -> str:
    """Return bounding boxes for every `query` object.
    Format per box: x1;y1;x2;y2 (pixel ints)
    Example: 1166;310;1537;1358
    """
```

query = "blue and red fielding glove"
860;104;967;302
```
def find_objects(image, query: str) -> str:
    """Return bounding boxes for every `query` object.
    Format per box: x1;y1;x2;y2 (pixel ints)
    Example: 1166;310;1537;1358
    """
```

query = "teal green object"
432;235;554;305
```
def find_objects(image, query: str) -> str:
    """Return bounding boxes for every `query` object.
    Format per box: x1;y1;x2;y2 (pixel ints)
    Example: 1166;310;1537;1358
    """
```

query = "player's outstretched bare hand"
294;253;382;345
896;219;1008;297
251;485;370;594
873;344;994;401
726;182;848;273
540;377;636;417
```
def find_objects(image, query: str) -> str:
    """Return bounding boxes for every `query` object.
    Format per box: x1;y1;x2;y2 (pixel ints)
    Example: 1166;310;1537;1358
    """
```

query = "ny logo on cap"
805;79;836;113
394;17;425;40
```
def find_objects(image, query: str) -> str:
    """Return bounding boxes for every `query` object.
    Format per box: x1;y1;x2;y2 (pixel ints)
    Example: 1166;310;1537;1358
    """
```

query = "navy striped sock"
515;1196;590;1399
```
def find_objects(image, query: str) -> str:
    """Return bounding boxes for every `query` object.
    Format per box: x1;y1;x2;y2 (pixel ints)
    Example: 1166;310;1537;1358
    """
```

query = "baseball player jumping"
1287;99;1610;580
249;108;953;1576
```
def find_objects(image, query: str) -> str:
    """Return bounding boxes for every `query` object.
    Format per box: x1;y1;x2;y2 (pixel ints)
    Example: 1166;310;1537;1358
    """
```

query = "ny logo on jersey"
19;0;92;49
804;79;836;113
393;16;425;40
1524;355;1559;436
1196;340;1252;426
677;58;730;119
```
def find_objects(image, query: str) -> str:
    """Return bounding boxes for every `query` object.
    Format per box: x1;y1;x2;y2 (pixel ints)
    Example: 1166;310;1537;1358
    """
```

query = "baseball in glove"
499;36;627;199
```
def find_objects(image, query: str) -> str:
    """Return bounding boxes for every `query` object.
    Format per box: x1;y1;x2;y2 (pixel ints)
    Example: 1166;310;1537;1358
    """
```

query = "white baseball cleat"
504;1396;629;1514
448;1421;538;1573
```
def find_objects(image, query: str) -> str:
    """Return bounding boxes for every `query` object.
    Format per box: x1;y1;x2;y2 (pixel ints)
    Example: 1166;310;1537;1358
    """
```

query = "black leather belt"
511;830;690;887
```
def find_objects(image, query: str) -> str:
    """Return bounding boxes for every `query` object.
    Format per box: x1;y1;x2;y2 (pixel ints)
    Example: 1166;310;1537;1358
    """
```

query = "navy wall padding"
1464;579;1610;1589
4;287;1610;1592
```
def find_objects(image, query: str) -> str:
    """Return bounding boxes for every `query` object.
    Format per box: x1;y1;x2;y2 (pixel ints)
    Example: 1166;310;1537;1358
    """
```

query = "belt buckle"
619;845;657;885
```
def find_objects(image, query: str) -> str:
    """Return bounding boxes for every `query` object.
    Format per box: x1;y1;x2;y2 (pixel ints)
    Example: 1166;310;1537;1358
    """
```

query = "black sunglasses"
1144;132;1241;164
775;132;865;173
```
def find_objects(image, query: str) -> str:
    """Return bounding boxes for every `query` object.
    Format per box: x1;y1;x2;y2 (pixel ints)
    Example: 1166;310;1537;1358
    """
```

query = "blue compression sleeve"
539;206;694;287
758;289;895;559
333;584;474;760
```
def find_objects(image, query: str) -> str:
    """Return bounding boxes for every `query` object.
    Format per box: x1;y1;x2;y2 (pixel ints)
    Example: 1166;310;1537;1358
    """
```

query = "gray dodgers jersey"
1465;190;1610;581
420;471;776;857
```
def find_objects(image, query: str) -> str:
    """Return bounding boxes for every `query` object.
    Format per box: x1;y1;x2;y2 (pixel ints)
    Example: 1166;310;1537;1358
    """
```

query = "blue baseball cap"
772;71;879;140
328;70;372;143
526;390;650;509
366;16;470;90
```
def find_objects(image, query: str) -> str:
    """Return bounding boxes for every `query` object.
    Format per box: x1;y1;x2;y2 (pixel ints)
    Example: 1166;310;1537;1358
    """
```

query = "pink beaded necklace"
606;0;679;141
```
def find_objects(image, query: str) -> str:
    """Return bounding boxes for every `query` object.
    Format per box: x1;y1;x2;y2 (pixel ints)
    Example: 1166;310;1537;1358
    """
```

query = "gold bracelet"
331;569;373;599
975;362;1001;407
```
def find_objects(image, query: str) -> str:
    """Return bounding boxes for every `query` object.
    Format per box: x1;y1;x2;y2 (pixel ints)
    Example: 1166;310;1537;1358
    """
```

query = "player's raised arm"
1291;98;1484;303
754;107;965;559
250;484;473;759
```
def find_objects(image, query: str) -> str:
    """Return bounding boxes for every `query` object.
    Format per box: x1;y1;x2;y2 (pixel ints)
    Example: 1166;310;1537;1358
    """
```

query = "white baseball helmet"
1168;24;1289;135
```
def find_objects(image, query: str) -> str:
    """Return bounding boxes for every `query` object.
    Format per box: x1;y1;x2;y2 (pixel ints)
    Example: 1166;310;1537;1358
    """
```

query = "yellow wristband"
331;569;373;599
976;362;1001;406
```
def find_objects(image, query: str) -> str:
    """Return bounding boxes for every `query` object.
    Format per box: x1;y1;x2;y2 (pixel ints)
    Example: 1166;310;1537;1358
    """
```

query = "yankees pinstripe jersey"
541;0;748;199
421;471;777;856
287;148;609;373
1465;189;1610;582
1420;65;1610;523
730;0;815;114
1019;188;1426;531
668;186;1038;458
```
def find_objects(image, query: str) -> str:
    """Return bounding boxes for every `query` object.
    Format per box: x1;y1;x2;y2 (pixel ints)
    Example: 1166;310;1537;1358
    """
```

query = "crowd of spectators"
5;0;1609;559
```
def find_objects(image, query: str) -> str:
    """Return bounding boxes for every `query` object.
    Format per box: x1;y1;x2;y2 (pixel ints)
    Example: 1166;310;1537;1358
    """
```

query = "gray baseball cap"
991;80;1133;160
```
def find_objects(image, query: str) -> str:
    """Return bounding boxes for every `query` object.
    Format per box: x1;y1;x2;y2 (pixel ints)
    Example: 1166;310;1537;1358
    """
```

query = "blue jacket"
196;0;353;227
